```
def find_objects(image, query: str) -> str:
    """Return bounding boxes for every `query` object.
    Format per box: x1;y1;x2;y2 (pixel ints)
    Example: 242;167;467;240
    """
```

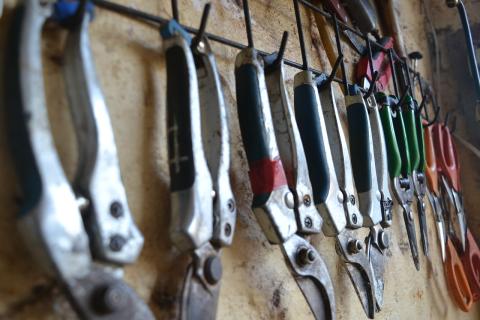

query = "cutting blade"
401;203;420;270
281;235;336;320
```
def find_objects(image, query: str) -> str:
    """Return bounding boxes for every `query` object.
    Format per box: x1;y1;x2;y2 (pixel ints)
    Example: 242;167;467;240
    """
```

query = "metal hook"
318;53;344;90
363;71;379;99
293;0;309;70
273;31;289;65
191;3;211;50
424;105;440;127
243;0;254;48
388;48;399;97
395;84;411;109
332;14;348;93
171;0;179;21
417;94;428;115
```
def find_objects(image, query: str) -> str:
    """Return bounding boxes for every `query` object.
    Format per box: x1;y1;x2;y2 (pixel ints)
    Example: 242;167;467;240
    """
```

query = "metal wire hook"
364;70;379;99
318;53;344;90
191;3;211;50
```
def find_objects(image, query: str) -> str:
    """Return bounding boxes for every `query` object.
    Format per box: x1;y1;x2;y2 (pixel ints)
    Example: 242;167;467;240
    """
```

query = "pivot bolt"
227;199;236;212
205;256;223;285
109;235;126;252
303;194;312;207
348;240;363;254
304;217;313;229
298;247;316;265
93;284;129;314
352;213;358;225
285;192;295;209
379;231;390;249
349;195;356;205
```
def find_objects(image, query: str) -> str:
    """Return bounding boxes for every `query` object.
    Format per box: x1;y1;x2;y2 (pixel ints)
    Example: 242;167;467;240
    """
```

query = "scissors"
4;1;153;318
432;122;480;302
423;122;474;311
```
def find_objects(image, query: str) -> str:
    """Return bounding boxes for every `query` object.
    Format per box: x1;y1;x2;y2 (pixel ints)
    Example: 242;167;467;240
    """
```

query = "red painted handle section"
423;122;439;195
432;123;461;192
249;158;288;195
320;0;350;24
444;238;474;311
460;228;480;302
356;37;394;91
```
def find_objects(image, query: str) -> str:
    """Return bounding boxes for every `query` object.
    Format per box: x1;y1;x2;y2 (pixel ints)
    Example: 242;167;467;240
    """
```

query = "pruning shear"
376;92;420;270
4;1;153;318
345;90;393;312
432;122;480;303
424;123;474;311
161;5;237;319
234;2;335;318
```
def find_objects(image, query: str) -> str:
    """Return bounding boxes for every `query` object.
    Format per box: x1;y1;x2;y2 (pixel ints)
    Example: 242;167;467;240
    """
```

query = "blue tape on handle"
160;20;192;43
52;0;94;24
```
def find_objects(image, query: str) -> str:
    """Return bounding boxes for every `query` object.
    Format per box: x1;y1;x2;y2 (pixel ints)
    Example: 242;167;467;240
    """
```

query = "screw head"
285;192;295;209
204;256;223;285
109;235;126;252
298;247;316;265
347;239;363;254
304;216;313;229
303;194;312;207
352;213;358;225
349;195;356;205
93;284;129;314
379;231;390;249
110;201;124;218
446;0;458;8
224;223;232;237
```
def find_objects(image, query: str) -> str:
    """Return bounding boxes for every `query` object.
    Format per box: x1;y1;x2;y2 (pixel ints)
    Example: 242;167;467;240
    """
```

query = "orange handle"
444;238;474;311
460;229;480;301
433;123;461;192
423;122;439;194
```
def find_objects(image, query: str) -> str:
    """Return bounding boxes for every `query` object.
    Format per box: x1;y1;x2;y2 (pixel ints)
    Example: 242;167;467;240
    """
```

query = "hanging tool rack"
92;0;436;112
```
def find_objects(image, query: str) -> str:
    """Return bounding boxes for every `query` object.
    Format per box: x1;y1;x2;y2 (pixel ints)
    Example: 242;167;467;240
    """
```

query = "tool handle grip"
423;122;439;194
391;105;411;177
415;107;426;172
461;229;480;301
294;82;330;204
347;100;372;193
445;238;474;312
433;123;461;192
378;98;402;178
402;103;420;173
235;59;287;200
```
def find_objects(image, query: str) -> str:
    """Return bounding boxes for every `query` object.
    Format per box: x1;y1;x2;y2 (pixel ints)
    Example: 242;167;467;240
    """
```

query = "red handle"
460;228;480;301
444;238;474;311
423;122;439;195
432;123;461;192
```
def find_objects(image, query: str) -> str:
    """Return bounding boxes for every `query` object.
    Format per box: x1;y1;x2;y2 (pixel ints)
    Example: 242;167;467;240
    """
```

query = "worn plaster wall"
0;0;479;319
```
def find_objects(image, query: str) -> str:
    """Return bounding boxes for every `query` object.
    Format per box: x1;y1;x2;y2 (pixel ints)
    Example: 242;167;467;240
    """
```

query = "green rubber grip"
391;99;411;177
401;96;420;173
376;93;401;179
414;101;426;172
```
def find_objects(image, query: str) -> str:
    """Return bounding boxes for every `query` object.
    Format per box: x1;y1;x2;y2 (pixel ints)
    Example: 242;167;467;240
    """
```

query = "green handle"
401;96;420;173
390;97;411;177
376;93;401;179
414;100;426;172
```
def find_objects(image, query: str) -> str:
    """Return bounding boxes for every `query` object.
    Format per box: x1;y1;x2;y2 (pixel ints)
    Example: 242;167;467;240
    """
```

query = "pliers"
4;1;152;318
376;92;420;270
234;29;335;319
161;7;237;319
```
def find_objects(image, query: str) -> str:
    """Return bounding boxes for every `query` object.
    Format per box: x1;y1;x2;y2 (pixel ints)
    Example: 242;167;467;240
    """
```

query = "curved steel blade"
365;226;388;312
416;196;429;257
427;191;446;262
336;231;376;319
180;243;222;320
401;204;420;270
281;234;336;320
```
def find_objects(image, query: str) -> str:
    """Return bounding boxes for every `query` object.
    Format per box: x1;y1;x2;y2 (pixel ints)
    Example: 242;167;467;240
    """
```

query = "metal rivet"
337;191;344;203
110;201;124;218
349;195;356;205
304;217;313;229
352;213;358;225
284;192;295;209
93;284;128;314
298;247;316;265
347;239;363;254
224;223;232;237
204;256;223;284
379;231;390;249
109;235;126;252
227;199;235;212
303;194;312;207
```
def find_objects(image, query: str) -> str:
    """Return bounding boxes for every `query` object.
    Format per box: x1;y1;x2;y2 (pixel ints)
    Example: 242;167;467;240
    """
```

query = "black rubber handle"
294;82;330;204
347;99;372;193
166;45;195;192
